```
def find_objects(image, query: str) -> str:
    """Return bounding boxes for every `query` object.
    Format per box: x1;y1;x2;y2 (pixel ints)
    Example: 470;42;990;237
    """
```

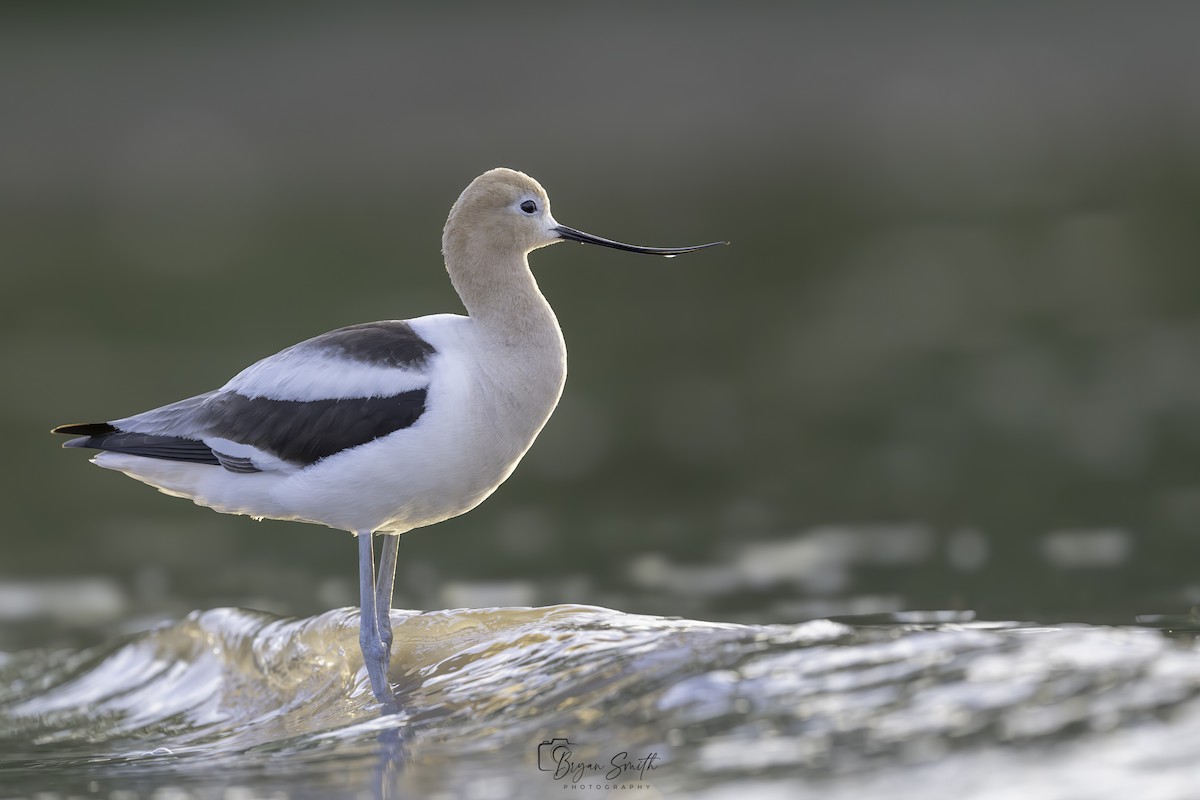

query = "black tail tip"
52;422;117;436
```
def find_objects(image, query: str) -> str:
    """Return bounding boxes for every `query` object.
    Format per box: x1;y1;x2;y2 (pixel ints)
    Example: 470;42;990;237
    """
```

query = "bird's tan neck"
442;236;563;351
441;236;567;454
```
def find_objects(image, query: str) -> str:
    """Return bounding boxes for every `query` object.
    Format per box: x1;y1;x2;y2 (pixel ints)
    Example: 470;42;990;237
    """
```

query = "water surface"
3;605;1198;798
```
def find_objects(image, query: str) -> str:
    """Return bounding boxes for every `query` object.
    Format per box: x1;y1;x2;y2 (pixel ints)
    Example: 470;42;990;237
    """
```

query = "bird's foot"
360;623;395;705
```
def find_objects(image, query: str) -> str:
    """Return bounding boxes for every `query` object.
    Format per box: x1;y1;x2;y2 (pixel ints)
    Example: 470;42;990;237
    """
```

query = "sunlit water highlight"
2;605;1199;799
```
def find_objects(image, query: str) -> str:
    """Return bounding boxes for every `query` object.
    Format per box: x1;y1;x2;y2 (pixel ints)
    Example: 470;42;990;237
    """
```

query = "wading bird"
54;168;724;704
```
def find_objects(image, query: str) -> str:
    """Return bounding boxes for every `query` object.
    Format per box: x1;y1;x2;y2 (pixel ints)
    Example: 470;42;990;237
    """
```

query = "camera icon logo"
537;738;575;771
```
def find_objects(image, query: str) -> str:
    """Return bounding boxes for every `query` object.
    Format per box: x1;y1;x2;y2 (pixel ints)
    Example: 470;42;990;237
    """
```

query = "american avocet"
53;168;725;704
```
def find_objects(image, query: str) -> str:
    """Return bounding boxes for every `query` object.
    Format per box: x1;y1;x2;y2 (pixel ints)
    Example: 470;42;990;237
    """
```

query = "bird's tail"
53;421;224;466
52;422;117;449
52;422;117;437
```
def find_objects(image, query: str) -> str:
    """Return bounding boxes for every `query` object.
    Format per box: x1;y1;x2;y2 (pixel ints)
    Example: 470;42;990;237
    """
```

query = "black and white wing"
54;321;437;474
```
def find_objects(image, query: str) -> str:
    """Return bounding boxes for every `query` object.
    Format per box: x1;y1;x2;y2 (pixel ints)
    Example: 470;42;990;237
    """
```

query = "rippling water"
3;605;1200;798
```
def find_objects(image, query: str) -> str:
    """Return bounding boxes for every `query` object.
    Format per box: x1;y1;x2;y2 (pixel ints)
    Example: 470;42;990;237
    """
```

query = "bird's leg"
358;530;395;704
375;534;400;662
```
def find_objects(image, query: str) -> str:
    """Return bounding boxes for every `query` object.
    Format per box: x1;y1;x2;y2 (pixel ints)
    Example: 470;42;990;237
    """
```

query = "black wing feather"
54;390;428;470
60;430;221;466
301;321;436;368
199;390;428;466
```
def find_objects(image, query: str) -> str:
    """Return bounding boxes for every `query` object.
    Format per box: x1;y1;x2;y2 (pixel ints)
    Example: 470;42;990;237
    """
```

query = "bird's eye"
520;200;537;214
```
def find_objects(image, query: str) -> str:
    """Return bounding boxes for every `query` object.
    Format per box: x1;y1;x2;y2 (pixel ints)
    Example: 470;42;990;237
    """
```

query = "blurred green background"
4;2;1200;646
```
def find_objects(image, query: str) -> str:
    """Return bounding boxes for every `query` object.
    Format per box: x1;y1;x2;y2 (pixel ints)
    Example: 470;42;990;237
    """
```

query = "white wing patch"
222;349;430;401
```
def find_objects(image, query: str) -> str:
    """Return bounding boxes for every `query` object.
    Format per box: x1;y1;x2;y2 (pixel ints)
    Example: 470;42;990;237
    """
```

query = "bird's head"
443;167;727;262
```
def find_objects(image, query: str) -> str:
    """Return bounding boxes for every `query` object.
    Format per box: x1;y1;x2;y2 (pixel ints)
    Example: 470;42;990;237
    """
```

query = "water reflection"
2;605;1200;798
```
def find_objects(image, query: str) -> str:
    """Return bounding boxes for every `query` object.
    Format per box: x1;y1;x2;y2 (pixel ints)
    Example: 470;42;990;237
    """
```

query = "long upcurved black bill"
554;225;727;256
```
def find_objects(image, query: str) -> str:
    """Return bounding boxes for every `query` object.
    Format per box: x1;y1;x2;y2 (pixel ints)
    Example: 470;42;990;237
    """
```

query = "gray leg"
358;530;394;705
375;534;400;658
